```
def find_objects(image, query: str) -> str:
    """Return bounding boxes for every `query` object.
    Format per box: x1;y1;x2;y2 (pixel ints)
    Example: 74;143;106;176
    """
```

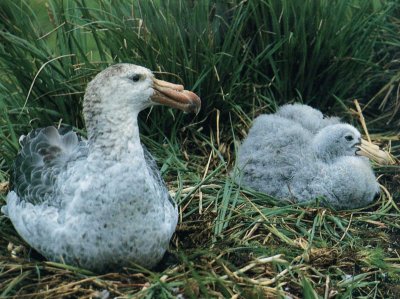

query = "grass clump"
0;0;400;298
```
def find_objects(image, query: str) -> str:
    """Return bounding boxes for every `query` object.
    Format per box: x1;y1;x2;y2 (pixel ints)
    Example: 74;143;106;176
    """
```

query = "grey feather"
142;144;175;207
237;114;313;198
276;103;341;133
235;104;379;210
11;126;87;206
291;157;379;209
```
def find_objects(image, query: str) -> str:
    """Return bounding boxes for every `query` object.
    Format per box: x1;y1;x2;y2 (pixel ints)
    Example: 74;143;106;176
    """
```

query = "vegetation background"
0;0;399;297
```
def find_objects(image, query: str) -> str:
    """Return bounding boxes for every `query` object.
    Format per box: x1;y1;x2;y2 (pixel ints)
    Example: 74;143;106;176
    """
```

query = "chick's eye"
130;74;141;82
345;135;353;141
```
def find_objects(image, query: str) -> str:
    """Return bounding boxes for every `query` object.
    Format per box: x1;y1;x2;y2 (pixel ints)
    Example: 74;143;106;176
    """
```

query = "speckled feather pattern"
2;64;178;272
235;104;379;209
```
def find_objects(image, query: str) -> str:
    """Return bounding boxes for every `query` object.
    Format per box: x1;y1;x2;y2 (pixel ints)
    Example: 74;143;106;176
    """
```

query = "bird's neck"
86;109;144;161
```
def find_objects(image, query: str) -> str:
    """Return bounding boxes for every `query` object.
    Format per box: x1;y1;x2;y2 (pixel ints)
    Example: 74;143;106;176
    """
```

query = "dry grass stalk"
353;99;397;165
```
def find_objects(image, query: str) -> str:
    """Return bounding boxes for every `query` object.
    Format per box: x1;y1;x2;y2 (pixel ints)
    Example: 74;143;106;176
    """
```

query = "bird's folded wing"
11;126;88;205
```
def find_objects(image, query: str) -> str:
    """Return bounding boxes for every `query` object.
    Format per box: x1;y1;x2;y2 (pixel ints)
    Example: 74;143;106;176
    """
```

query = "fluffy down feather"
235;104;379;209
276;103;340;133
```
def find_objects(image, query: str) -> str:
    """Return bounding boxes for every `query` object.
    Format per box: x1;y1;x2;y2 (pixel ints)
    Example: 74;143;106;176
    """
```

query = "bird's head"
84;64;201;117
312;124;362;161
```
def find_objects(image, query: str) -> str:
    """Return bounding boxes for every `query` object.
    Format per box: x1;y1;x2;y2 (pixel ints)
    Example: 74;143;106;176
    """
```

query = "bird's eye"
130;74;141;82
345;135;353;141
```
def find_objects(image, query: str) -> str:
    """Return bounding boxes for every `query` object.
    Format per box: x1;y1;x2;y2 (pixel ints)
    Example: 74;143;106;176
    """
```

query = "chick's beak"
151;78;201;114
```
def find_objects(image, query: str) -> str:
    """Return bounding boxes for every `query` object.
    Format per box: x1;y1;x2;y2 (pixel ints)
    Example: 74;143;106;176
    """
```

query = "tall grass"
0;0;399;297
1;0;399;166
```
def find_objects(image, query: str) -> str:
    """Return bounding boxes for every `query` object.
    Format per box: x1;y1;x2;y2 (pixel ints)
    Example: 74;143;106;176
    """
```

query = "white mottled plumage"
1;64;200;272
235;104;379;209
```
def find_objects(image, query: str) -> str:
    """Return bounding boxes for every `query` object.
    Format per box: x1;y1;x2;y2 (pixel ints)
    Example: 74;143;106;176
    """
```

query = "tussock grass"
0;0;400;297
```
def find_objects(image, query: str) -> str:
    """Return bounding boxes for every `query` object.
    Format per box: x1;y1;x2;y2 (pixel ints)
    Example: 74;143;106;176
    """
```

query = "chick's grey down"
1;64;201;272
236;104;379;209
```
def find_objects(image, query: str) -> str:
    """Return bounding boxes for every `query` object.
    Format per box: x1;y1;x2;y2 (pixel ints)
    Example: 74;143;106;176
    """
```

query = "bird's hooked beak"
356;139;395;165
151;78;201;114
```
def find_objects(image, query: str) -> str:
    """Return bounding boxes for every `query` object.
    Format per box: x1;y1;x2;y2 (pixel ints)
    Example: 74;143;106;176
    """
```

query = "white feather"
3;64;178;272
